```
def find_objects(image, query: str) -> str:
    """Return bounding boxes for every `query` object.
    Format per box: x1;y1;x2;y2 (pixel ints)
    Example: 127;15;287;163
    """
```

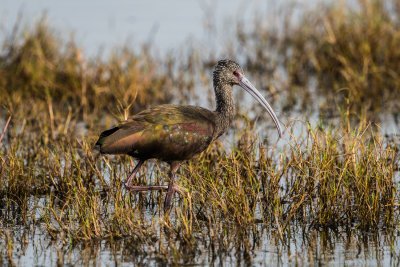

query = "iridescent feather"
96;104;216;161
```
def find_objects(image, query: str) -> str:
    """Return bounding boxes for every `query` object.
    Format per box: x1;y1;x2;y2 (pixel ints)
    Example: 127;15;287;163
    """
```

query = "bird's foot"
124;184;169;192
172;184;187;196
124;183;187;194
123;180;187;213
164;185;188;212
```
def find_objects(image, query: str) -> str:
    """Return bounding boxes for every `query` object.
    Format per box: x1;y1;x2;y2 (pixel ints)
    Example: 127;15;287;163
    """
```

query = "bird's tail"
94;127;119;153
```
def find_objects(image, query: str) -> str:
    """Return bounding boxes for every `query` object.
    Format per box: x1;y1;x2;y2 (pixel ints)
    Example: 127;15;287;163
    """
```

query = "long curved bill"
239;75;282;138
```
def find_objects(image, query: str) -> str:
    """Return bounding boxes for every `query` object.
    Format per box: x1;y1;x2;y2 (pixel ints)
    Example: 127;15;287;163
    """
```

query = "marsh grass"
1;0;400;265
1;103;398;264
234;0;400;116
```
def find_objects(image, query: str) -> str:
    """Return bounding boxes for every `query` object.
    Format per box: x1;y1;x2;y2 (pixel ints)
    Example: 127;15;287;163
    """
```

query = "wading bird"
95;59;282;212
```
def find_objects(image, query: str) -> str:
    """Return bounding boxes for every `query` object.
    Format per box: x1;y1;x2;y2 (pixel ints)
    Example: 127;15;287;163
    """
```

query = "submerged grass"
1;0;400;265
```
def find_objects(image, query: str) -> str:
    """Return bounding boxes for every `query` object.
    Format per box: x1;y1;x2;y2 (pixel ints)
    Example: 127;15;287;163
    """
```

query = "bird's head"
213;59;283;138
213;59;244;86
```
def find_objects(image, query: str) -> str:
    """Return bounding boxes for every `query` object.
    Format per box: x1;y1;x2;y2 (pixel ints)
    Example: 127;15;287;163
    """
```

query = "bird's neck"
214;83;235;138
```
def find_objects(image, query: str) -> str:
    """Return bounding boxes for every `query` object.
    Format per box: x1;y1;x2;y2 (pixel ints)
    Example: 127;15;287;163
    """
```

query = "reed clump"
235;0;400;115
0;18;187;120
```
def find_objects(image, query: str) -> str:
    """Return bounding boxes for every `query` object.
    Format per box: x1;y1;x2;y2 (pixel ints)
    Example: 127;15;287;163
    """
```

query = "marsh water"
1;0;400;266
7;215;400;266
2;0;273;57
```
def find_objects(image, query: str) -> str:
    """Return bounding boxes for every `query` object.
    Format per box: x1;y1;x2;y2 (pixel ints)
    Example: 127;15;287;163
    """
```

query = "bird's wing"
96;105;216;161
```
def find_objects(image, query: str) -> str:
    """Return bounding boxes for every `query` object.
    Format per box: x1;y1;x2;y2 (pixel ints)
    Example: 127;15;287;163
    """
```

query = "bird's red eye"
233;71;240;77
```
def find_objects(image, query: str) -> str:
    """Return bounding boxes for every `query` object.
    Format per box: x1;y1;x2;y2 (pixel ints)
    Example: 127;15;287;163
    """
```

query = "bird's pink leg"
125;160;186;203
164;161;182;212
127;185;169;191
124;160;145;190
124;160;174;192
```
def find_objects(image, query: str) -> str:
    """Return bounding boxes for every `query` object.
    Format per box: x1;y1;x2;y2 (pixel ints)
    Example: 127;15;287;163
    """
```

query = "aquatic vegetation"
234;0;400;115
0;0;400;265
0;101;399;264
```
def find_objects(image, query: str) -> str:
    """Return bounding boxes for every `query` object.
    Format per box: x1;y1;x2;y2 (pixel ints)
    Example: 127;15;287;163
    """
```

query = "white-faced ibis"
95;59;282;212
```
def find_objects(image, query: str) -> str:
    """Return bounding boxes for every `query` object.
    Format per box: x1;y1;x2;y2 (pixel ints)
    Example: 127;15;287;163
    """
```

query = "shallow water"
2;209;399;266
1;0;400;266
1;0;269;57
